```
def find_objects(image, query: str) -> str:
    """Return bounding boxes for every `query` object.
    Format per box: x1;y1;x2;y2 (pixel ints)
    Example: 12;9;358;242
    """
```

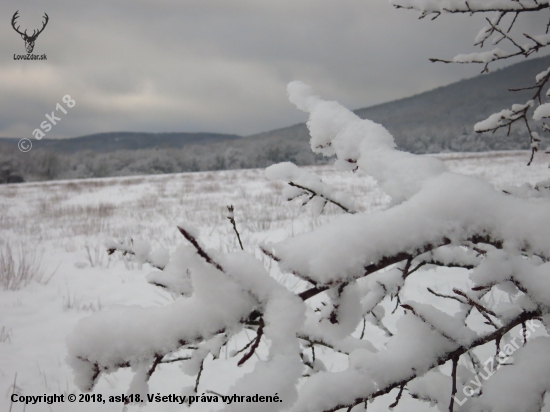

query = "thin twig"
288;181;355;214
360;316;367;340
160;356;192;364
8;373;17;412
226;205;244;250
194;359;205;393
389;383;406;409
453;288;499;328
238;319;264;367
178;226;224;272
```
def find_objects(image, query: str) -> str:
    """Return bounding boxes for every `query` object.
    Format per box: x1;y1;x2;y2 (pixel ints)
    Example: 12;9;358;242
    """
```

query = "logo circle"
18;138;32;152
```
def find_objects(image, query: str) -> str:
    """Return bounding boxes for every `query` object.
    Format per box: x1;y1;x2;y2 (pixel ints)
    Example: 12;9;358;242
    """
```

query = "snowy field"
1;150;549;412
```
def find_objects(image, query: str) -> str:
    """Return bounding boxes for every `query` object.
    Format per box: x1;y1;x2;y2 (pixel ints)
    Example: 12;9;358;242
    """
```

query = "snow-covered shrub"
67;82;550;411
392;0;550;165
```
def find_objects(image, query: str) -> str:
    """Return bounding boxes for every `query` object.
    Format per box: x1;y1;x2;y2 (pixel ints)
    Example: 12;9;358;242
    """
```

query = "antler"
11;11;26;37
11;11;49;40
31;13;49;39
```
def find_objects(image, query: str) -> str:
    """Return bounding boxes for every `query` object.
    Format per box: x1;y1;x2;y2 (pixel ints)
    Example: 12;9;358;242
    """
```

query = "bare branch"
238;319;264;366
389;383;406;409
449;356;458;412
194;359;205;393
453;288;499;328
107;239;165;270
226;205;244;250
177;226;224;272
287;181;355;214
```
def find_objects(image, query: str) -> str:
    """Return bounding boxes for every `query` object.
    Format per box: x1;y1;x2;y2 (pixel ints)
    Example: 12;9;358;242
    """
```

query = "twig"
226;205;244;250
401;304;459;343
449;356;458;412
452;288;499;328
389;383;405;409
8;373;17;412
160;356;192;364
260;246;281;262
107;240;164;270
360;316;367;340
232;336;257;357
238;319;264;366
177;226;224;272
287;181;355;214
429;287;477;325
147;355;163;379
194;359;205;393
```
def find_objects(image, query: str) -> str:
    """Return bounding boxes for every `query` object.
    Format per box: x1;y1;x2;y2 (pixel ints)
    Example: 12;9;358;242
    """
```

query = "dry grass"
84;244;111;268
0;326;12;343
36;202;116;220
62;292;103;312
0;244;53;291
119;177;146;186
0;187;18;198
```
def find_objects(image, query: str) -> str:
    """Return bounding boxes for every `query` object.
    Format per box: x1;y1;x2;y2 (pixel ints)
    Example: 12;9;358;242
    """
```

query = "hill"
0;131;241;154
246;54;549;153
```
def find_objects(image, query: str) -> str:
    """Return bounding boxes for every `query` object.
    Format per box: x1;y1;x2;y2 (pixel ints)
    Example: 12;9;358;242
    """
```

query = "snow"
536;67;550;84
451;48;508;64
287;81;446;204
475;101;534;132
531;34;550;47
533;102;550;121
267;85;550;290
0;152;548;412
471;337;550;412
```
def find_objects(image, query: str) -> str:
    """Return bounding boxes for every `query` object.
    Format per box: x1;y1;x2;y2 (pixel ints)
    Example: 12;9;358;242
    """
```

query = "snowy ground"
1;150;549;412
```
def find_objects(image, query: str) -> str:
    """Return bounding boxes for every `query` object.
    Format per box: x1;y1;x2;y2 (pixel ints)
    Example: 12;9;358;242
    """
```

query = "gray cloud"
0;0;547;138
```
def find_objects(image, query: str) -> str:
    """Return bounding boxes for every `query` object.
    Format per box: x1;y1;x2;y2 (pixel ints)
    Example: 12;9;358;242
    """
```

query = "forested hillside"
248;54;549;153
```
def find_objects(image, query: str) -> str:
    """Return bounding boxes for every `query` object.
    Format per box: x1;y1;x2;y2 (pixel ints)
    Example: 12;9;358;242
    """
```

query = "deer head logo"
11;11;49;54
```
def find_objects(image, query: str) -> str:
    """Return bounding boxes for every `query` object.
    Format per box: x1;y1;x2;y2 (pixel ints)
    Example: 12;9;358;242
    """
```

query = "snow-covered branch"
68;83;550;412
393;0;550;164
265;162;356;214
391;0;550;16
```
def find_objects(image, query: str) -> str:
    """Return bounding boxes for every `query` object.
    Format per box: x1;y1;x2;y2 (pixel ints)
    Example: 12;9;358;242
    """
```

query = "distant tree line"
0;127;536;183
0;138;328;182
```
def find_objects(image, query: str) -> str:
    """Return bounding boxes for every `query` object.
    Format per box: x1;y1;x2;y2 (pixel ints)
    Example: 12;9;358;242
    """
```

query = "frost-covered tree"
68;81;550;412
392;0;550;165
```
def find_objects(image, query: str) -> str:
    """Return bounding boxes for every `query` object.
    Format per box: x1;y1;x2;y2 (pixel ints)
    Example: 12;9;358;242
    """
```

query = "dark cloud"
0;0;547;138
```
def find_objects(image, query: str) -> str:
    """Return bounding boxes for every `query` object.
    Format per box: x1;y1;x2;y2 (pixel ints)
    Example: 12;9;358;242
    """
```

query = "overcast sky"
0;0;547;139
